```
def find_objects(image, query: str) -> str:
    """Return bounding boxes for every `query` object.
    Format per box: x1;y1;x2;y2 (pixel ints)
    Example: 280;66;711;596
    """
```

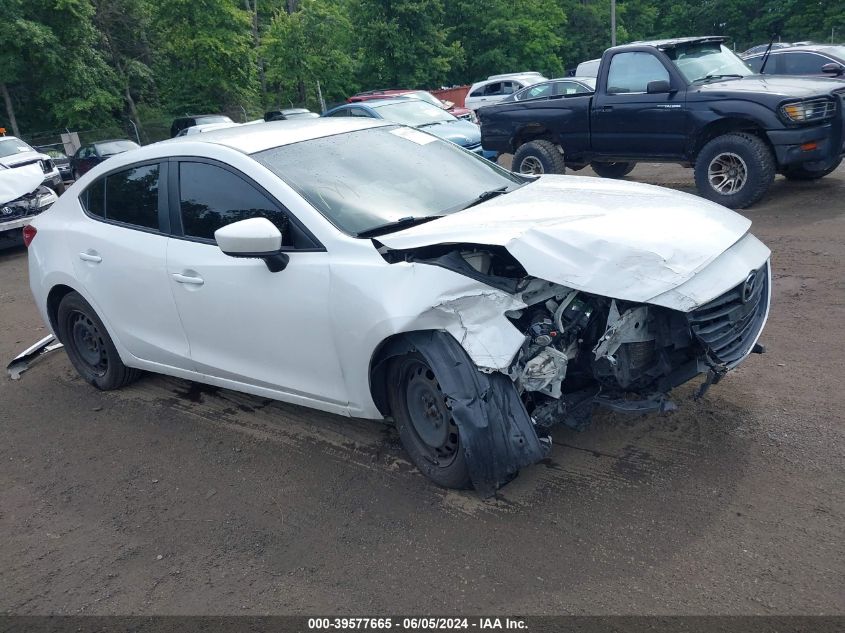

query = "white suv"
464;72;547;111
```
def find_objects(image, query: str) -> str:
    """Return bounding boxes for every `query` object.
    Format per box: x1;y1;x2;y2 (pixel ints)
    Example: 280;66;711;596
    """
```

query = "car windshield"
371;100;456;127
0;138;34;158
665;43;754;82
95;140;139;156
254;126;523;236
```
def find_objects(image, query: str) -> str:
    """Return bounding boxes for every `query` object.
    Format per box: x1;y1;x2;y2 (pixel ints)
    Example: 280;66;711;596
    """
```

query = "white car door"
165;159;347;407
67;161;192;369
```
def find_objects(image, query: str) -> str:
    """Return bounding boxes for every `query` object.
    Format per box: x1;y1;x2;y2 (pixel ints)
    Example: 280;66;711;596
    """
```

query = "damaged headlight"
780;98;836;124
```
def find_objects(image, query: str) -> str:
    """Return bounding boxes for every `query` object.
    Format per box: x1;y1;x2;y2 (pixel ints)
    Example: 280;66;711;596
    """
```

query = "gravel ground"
0;163;843;615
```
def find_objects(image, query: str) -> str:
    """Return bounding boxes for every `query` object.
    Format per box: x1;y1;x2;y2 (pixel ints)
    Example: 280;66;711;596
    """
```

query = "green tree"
92;0;156;140
0;0;120;135
262;0;357;108
152;0;258;115
447;0;566;82
352;0;463;88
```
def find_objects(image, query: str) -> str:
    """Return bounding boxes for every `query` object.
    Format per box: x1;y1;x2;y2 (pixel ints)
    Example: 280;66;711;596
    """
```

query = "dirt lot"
1;164;843;615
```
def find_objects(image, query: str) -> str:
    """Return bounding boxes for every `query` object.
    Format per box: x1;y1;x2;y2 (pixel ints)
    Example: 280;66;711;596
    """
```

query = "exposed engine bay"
381;242;769;439
507;279;697;431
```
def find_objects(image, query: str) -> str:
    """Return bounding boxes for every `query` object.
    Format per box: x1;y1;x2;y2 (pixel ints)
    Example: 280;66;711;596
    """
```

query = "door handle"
599;105;613;112
78;251;102;263
172;272;204;286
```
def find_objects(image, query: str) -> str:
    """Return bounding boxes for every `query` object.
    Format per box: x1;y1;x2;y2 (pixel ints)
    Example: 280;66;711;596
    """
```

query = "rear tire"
387;353;471;489
782;158;842;181
56;291;141;390
590;161;636;179
512;140;566;175
694;133;775;208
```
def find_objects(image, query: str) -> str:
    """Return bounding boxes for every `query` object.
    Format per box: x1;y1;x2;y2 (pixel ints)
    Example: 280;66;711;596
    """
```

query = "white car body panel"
62;202;192;369
378;175;766;309
0;162;44;204
26;119;770;425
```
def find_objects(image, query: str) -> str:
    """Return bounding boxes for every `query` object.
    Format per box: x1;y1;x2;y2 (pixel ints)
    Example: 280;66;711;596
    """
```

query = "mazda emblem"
741;271;758;303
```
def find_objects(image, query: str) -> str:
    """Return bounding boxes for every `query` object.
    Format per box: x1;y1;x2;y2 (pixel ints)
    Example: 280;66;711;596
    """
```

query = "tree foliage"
2;0;844;138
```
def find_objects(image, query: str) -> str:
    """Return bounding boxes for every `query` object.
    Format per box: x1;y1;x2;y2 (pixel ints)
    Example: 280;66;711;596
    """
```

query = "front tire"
694;133;775;208
387;353;471;489
783;158;842;181
512;140;566;175
56;291;141;390
590;161;636;179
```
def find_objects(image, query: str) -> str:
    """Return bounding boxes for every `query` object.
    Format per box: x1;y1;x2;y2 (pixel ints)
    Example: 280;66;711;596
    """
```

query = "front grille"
803;98;836;120
688;264;770;366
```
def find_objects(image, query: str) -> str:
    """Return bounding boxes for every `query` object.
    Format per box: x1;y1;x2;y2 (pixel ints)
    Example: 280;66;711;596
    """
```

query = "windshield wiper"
457;185;512;211
693;74;744;83
355;215;442;238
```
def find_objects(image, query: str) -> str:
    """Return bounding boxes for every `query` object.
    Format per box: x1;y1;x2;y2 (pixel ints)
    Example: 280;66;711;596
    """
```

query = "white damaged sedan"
24;118;770;494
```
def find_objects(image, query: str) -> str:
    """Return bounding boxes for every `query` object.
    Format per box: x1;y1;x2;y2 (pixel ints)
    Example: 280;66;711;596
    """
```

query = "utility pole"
611;0;617;47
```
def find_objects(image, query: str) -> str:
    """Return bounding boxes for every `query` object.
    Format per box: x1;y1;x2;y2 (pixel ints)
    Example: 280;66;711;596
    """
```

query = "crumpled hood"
0;162;45;206
421;120;481;147
378;175;754;303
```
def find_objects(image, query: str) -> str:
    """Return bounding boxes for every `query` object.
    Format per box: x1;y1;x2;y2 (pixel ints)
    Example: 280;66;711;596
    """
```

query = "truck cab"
479;37;845;208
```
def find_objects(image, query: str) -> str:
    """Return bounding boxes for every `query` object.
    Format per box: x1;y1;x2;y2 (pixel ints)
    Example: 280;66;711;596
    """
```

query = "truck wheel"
783;158;842;181
694;133;775;208
591;161;636;179
387;353;471;489
512;140;566;175
56;291;141;390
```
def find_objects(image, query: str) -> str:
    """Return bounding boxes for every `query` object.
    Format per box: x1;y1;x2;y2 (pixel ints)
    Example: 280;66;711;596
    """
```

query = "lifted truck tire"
694;133;775;209
782;158;842;181
57;291;141;391
512;140;566;175
590;161;636;179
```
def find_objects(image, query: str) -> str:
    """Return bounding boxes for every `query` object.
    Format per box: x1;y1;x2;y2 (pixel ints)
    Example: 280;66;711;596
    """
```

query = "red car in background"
348;89;476;122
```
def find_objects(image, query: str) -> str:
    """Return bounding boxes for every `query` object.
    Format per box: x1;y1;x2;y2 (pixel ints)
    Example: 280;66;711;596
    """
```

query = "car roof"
743;44;845;58
162;117;391;154
621;36;728;50
93;139;136;146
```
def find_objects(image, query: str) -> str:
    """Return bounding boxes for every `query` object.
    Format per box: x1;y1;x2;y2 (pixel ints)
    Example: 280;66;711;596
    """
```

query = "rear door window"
81;163;160;230
104;164;160;229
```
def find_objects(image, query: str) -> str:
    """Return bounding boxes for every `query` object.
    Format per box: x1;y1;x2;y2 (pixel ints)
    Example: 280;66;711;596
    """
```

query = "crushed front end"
507;262;771;433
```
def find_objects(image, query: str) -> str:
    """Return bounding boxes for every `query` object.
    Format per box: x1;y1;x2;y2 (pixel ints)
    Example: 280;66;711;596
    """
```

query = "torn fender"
374;330;546;496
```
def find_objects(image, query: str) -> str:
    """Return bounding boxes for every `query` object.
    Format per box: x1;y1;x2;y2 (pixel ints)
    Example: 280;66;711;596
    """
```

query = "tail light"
22;224;37;247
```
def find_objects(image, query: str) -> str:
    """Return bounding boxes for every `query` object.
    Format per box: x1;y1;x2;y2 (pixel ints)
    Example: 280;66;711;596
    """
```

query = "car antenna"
759;34;777;74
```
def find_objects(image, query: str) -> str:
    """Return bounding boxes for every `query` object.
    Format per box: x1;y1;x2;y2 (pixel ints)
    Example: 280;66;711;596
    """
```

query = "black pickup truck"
478;36;845;208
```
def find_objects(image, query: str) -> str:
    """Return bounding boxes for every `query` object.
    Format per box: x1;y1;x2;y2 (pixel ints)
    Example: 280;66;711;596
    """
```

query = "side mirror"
647;80;673;94
822;62;844;76
441;100;455;110
214;217;289;273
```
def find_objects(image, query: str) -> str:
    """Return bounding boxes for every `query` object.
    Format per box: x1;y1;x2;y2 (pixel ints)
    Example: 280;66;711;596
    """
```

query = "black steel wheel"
387;353;470;489
56;291;141;390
